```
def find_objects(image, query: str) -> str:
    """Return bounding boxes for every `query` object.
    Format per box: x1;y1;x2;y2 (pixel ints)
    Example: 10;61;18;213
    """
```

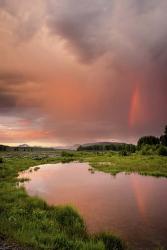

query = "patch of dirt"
0;236;31;250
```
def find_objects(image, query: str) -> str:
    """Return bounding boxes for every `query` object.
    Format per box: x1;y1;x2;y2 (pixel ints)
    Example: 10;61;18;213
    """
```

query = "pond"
19;162;167;249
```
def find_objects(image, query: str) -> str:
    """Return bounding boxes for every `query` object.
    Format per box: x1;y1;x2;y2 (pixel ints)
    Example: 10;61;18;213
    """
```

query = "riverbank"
59;151;167;177
87;153;167;177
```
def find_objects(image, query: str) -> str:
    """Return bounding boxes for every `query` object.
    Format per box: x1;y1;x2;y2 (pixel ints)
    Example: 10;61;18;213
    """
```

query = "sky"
0;0;166;146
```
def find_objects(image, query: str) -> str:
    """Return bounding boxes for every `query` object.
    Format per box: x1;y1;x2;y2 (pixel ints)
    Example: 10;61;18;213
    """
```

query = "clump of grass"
54;205;87;238
88;168;95;174
34;166;40;171
61;151;75;157
61;158;74;163
94;232;126;250
18;177;30;183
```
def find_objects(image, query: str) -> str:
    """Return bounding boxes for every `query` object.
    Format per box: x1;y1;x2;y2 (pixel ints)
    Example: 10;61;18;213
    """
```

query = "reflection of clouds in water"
130;175;147;223
130;174;155;224
18;163;167;248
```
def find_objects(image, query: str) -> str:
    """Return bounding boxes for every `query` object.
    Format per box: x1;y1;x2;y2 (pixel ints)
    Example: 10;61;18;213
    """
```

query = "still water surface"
19;162;167;249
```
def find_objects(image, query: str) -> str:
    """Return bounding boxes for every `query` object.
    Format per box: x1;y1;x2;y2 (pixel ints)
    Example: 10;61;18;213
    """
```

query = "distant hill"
81;141;122;147
18;144;30;148
54;144;80;150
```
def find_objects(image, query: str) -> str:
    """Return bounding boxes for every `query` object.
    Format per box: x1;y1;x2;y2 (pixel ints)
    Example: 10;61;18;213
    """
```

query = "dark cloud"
0;72;26;110
47;0;114;62
0;92;17;108
0;71;40;113
46;0;167;64
46;0;167;136
0;0;166;145
0;72;26;85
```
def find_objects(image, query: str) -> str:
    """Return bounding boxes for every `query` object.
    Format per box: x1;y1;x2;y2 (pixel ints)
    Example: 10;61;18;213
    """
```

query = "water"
19;162;167;249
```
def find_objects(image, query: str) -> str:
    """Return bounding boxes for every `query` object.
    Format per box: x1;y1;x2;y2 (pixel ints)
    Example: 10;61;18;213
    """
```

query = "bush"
0;157;3;163
140;145;157;155
157;146;167;156
61;151;74;157
160;135;167;146
119;150;128;156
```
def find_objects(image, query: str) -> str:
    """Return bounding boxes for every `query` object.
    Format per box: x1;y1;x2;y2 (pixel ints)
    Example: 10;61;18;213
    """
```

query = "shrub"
140;145;157;155
119;150;128;156
157;146;167;156
160;135;167;146
61;151;74;157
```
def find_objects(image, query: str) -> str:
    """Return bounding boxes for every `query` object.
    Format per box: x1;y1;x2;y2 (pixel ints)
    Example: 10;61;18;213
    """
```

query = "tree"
165;125;167;136
137;136;160;148
160;125;167;146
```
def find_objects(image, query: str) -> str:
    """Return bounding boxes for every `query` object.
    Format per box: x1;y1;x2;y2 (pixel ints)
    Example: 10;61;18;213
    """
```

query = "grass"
64;150;167;177
87;153;167;177
0;153;126;250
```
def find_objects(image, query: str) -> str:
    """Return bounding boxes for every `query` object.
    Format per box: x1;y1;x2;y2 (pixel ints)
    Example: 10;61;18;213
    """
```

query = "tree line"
137;125;167;148
77;143;136;153
77;125;167;155
0;145;55;152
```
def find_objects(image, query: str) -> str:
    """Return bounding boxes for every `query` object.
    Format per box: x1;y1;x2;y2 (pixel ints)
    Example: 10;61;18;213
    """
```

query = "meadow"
0;149;166;249
59;150;167;177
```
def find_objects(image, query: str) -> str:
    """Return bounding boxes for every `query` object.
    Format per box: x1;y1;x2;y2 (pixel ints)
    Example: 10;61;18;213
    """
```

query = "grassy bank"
56;150;167;177
87;153;167;177
0;154;125;250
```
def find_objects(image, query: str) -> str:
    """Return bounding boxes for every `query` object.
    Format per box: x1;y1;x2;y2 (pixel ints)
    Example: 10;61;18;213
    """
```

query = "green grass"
87;153;167;177
0;154;125;250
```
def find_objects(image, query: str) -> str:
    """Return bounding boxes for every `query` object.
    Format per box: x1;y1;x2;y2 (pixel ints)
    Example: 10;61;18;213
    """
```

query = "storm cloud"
47;0;167;64
0;0;166;145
